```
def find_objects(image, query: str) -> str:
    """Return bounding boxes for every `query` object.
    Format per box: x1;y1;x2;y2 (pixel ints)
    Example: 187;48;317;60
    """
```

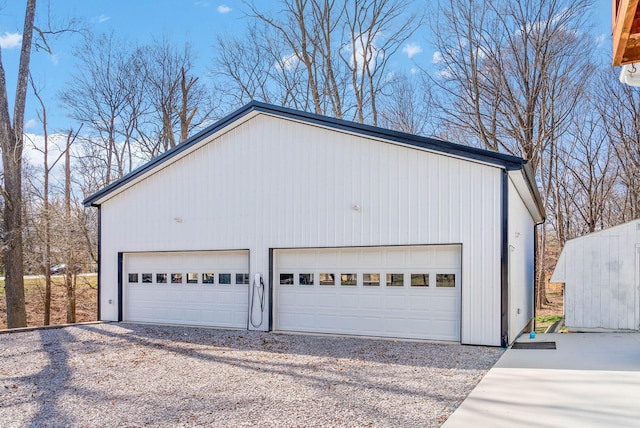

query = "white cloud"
217;4;232;13
49;53;59;65
410;67;418;75
437;68;453;79
276;53;299;71
23;132;67;169
96;15;110;23
195;1;210;6
342;33;383;75
432;51;443;64
25;118;38;130
0;32;22;49
402;42;422;59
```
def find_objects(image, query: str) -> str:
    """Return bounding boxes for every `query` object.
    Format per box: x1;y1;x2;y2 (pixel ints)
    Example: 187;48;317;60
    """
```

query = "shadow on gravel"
73;323;501;404
15;329;77;427
78;322;498;370
1;324;502;427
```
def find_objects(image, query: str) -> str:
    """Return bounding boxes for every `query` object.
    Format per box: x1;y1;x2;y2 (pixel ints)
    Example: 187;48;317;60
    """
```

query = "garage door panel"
124;250;249;328
362;295;382;309
339;294;360;309
409;296;430;310
385;295;408;310
360;251;382;266
274;245;461;341
317;293;337;308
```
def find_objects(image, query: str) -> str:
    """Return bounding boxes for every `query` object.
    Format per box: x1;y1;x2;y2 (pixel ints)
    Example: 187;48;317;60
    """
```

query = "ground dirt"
0;275;97;330
536;281;564;333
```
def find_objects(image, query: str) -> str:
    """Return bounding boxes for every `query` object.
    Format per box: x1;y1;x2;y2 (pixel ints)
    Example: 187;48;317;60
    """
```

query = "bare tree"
594;67;640;221
340;0;422;124
429;0;595;308
378;73;433;135
60;32;137;187
0;0;36;328
137;39;212;158
212;21;316;112
554;106;617;242
218;0;422;123
28;76;65;324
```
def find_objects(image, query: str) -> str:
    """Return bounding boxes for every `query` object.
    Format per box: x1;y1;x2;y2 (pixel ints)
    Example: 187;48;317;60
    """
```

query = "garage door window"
320;273;335;285
219;273;232;285
187;273;198;284
299;273;314;285
411;274;429;287
280;273;294;285
341;274;357;286
142;273;152;283
202;273;214;284
386;273;404;287
236;273;249;284
171;273;182;284
436;274;455;287
128;273;138;283
363;273;380;286
156;273;167;283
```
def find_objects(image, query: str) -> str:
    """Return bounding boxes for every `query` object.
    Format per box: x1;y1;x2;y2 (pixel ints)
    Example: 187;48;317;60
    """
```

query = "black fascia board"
83;100;527;207
522;162;547;221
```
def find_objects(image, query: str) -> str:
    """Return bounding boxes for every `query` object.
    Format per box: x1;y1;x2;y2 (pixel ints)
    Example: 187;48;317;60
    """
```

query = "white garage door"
124;250;249;328
274;245;461;341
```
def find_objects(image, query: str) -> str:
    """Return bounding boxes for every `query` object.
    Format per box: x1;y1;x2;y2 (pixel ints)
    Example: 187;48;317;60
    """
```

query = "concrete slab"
443;333;640;428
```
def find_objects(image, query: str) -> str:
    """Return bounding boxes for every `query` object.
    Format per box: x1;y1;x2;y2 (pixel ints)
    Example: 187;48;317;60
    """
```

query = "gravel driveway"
0;323;502;427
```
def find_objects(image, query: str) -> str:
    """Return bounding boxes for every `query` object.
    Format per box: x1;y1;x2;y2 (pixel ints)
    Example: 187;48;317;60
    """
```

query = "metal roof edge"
521;162;546;222
84;100;530;207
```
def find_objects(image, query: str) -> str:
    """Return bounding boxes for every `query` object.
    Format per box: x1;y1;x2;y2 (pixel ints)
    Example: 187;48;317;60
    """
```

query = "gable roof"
83;101;545;218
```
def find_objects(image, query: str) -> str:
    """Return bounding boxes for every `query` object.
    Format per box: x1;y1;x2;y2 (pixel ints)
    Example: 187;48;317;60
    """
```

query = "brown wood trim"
613;0;640;65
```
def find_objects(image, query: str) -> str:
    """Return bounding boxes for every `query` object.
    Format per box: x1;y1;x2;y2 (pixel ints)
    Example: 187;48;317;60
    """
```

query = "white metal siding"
274;245;461;341
555;221;640;331
123;251;249;327
98;113;504;345
507;179;536;342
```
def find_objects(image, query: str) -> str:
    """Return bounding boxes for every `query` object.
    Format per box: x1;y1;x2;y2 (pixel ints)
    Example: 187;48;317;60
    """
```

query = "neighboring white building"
551;220;640;332
84;102;545;347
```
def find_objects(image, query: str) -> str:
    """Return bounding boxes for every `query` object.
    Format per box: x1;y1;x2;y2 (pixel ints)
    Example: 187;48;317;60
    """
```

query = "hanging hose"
250;275;265;328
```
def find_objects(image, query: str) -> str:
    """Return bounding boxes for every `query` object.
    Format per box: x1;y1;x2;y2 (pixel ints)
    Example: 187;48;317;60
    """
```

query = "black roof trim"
84;101;530;207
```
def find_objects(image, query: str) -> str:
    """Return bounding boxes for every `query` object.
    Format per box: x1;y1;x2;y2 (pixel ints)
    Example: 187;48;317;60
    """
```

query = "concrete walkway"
443;333;640;428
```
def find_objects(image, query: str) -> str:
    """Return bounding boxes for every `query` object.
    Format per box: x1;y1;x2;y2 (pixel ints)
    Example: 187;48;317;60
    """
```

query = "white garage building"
551;220;640;332
84;102;545;347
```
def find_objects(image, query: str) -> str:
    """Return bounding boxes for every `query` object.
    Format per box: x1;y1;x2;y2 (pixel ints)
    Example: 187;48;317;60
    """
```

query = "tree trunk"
2;156;27;328
64;131;76;323
0;0;36;328
30;74;52;325
535;226;549;309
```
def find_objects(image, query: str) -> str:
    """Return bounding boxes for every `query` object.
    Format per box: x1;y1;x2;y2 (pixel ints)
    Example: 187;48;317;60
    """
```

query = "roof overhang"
612;0;640;65
508;164;546;224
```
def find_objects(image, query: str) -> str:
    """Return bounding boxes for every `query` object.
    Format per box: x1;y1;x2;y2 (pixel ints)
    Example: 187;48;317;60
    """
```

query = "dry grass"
536;286;564;333
0;275;97;330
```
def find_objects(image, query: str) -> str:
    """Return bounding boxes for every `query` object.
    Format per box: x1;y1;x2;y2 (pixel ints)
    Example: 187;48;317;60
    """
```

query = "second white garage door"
273;245;461;341
124;250;249;328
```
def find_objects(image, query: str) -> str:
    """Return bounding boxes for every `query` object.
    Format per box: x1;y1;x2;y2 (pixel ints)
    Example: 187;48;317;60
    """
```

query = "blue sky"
0;0;614;137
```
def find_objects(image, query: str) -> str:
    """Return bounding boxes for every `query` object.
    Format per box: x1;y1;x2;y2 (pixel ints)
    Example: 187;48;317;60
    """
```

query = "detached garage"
84;101;545;347
551;220;640;332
